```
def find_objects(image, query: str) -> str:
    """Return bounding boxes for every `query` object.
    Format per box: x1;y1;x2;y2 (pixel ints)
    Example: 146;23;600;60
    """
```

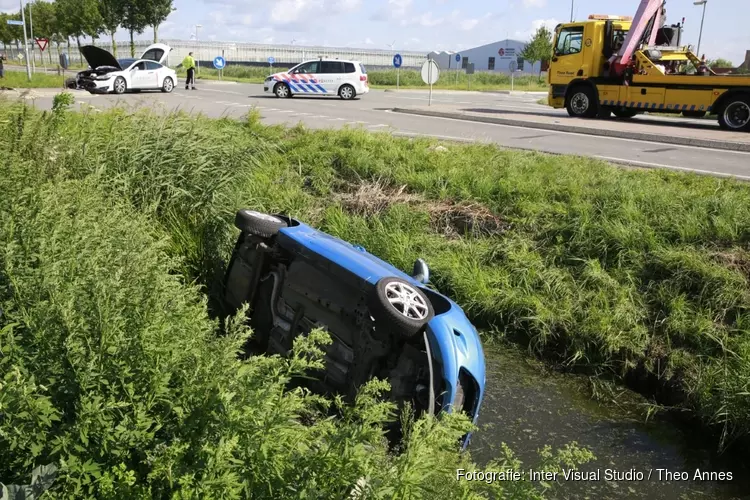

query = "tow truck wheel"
566;86;598;118
718;96;750;132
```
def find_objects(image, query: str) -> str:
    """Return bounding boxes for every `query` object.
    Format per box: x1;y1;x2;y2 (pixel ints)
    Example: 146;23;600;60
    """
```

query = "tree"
57;0;103;63
709;58;734;69
520;25;554;78
122;0;148;57
99;0;124;56
26;1;61;65
143;0;174;43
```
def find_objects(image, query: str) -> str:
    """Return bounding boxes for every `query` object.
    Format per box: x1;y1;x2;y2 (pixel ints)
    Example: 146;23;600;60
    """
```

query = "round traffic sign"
213;56;226;69
268;56;275;64
509;60;518;72
393;53;402;68
420;59;440;85
455;53;461;63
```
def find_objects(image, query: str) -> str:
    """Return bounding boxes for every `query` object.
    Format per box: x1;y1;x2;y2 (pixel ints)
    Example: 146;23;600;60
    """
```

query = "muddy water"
470;344;750;500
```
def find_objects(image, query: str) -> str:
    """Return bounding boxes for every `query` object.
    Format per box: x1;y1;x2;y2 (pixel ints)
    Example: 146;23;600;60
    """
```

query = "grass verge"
0;70;65;88
0;97;596;497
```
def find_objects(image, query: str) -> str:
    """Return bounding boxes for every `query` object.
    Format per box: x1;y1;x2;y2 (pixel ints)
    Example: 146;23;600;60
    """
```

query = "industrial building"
428;39;544;75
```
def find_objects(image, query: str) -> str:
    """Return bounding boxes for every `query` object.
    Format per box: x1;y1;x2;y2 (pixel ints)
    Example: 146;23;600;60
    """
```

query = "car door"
549;25;585;86
289;61;323;94
140;43;172;66
129;61;149;89
144;61;163;89
320;61;344;94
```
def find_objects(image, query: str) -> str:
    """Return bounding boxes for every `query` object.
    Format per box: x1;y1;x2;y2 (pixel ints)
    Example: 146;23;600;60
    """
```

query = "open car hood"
80;45;121;70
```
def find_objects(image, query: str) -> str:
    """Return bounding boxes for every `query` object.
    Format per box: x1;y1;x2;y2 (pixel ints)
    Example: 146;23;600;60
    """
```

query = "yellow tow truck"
547;0;750;131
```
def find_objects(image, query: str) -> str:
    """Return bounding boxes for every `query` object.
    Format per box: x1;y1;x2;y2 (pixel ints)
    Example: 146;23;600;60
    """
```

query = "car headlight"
94;74;113;81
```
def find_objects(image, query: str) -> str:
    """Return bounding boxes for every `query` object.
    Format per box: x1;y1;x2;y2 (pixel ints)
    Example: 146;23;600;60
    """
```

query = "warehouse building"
428;39;544;75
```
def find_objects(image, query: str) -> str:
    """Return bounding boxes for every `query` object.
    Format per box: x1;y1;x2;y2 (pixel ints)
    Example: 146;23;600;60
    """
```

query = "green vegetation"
520;25;554;77
0;97;597;497
0;70;65;88
176;65;549;91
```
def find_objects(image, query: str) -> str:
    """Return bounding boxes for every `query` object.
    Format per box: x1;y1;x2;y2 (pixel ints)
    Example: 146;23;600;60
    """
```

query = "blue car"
223;210;486;447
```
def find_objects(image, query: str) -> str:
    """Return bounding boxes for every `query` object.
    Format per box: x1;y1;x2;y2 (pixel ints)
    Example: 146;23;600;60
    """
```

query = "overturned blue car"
223;210;486;446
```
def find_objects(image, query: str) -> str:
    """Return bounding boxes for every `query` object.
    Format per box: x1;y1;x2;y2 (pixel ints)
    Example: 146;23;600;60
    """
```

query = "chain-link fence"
2;39;429;70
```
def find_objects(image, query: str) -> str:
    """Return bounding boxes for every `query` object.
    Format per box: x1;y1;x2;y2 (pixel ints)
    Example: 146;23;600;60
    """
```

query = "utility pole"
694;0;708;58
28;0;35;72
194;24;202;74
570;0;574;22
19;0;31;81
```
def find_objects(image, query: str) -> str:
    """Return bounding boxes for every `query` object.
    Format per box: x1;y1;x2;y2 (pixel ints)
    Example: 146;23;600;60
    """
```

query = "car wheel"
339;84;356;100
162;77;174;93
566;85;597;118
234;209;289;238
369;277;434;338
718;95;750;131
612;108;639;118
274;82;291;98
113;76;127;95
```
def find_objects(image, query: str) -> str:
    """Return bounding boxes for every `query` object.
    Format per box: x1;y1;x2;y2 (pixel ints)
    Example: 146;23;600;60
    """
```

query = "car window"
359;63;367;74
142;48;165;62
556;26;584;56
118;58;136;68
131;61;147;71
292;61;320;74
321;61;344;74
145;61;162;70
343;62;355;73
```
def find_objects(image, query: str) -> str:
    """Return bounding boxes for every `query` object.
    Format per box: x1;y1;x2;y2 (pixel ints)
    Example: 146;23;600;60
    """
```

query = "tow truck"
547;0;750;131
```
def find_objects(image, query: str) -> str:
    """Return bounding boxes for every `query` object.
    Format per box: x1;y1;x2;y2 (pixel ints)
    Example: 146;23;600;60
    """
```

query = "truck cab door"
549;25;585;86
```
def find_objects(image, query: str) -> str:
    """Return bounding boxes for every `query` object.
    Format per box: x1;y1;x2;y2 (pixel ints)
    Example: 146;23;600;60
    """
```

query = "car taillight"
360;75;368;86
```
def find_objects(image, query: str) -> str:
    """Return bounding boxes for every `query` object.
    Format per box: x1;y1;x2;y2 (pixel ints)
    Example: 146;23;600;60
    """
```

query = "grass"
176;65;549;92
0;70;65;88
0;96;597;497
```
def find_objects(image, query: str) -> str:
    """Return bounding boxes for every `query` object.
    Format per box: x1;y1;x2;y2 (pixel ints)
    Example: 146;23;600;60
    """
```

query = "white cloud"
522;0;546;7
460;19;480;31
370;0;412;21
271;0;321;24
364;37;374;45
515;18;559;39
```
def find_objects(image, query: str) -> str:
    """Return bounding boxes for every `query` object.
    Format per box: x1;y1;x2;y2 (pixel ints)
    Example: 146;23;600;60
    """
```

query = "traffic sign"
213;56;226;70
268;56;275;64
421;59;439;85
509;60;517;72
35;38;48;52
6;19;24;26
455;53;461;63
393;53;402;68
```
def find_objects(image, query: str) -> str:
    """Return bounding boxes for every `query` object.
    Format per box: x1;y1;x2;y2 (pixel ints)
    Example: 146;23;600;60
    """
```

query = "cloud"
460;19;480;31
370;0;412;22
270;0;321;25
364;37;374;45
522;0;546;7
515;18;559;39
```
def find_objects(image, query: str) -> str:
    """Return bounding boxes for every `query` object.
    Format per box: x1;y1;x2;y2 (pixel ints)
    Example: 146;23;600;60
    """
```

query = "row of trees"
0;0;174;59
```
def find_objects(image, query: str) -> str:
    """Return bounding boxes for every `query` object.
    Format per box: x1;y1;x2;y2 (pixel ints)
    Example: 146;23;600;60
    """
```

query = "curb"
390;108;750;153
381;88;548;96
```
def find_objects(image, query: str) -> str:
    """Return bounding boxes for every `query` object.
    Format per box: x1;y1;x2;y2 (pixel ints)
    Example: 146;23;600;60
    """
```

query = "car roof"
299;59;363;65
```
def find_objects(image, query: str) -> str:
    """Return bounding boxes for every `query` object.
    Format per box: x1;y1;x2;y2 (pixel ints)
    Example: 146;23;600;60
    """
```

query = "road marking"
368;124;389;128
277;110;294;113
593;155;750;180
198;88;245;96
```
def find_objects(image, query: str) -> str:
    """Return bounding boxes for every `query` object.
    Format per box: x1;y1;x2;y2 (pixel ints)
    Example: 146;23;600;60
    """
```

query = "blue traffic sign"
268;56;275;64
393;54;402;68
455;53;461;63
213;56;226;70
6;19;24;26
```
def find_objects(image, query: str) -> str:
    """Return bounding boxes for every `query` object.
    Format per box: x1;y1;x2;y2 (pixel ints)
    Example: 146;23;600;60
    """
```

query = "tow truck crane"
547;0;750;131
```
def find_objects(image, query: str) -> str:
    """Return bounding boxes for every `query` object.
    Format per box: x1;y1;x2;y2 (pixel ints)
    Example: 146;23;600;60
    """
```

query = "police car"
264;58;369;100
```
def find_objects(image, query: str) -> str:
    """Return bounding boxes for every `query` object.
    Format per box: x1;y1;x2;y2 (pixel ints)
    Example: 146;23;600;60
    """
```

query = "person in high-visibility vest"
182;52;197;90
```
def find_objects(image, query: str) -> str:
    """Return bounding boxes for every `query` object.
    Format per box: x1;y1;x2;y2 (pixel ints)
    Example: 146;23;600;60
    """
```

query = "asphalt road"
18;81;750;180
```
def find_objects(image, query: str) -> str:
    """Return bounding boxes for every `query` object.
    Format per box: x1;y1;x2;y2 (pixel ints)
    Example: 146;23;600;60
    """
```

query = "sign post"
59;53;69;89
509;60;517;92
268;56;275;72
213;55;226;80
466;62;475;90
35;38;48;72
421;57;440;106
392;53;402;90
455;53;461;86
7;16;30;81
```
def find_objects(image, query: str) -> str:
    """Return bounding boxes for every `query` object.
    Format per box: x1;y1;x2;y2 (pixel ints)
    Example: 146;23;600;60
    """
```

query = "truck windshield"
555;26;584;56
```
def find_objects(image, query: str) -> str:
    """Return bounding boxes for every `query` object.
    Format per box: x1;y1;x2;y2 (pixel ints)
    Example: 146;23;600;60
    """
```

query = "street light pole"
570;0;574;22
194;24;202;74
694;0;707;58
19;0;31;81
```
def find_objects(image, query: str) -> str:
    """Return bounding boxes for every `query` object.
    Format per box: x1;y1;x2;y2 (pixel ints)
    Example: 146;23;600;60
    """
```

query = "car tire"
234;209;288;238
612;108;639;118
339;84;356;100
566;85;597;118
113;76;127;95
718;95;750;131
274;82;291;98
162;77;174;93
369;277;434;338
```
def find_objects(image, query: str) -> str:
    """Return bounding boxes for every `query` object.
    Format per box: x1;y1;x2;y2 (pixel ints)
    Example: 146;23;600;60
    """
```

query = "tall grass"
0;70;65;88
0;100;595;496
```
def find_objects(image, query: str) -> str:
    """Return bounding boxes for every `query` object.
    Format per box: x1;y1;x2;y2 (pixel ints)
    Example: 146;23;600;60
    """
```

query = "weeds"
0;101;595;497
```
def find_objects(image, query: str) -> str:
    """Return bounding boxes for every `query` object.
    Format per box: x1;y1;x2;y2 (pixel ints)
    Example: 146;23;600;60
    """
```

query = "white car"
264;58;369;100
76;44;177;95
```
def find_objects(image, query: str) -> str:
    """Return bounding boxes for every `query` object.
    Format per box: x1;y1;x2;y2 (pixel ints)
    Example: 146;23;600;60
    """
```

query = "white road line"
383;110;750;156
593;155;750;180
310;114;328;119
368;124;389;128
277;110;294;113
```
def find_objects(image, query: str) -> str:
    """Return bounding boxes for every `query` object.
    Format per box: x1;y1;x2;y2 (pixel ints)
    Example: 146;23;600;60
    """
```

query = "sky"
2;0;749;65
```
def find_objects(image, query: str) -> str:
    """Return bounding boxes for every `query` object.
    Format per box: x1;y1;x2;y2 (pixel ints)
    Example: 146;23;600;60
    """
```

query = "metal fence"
2;39;429;70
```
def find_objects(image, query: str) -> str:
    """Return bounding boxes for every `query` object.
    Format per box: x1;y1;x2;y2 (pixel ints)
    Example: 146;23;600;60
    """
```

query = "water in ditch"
469;343;750;500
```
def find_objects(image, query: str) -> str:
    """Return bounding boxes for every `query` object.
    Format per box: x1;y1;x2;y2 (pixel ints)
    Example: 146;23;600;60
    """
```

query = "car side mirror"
412;258;430;284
